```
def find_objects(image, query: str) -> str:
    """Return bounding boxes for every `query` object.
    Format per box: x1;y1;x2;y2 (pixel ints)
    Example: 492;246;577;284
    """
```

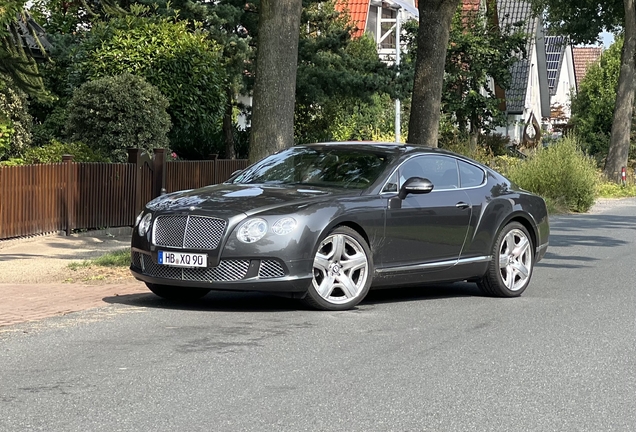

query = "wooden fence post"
209;153;219;184
62;154;74;236
128;149;143;217
153;149;166;198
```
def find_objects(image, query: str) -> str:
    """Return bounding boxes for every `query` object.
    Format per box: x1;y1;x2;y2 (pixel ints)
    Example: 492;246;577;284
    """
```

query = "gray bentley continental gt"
130;142;549;310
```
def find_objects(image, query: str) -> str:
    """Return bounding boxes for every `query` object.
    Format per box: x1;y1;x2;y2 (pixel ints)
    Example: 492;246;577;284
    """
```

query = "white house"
545;36;577;125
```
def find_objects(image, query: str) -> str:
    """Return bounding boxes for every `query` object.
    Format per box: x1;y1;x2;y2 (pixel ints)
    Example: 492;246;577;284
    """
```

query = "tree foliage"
116;0;257;158
401;3;527;146
0;81;33;160
443;5;527;141
532;0;623;44
294;1;395;143
70;6;227;159
571;38;636;158
533;0;635;178
0;0;48;98
65;73;171;162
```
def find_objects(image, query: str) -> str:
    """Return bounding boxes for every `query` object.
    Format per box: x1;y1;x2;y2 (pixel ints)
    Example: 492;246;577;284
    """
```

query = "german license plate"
158;251;207;268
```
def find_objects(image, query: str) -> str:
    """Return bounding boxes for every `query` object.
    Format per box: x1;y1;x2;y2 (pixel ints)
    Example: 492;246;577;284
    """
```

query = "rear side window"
459;161;485;188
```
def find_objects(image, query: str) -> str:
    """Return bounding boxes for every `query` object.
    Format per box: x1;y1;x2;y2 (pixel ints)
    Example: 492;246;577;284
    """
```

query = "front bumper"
130;249;312;293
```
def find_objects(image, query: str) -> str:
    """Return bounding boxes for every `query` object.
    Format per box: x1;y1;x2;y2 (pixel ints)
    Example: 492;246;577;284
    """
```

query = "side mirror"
399;177;434;200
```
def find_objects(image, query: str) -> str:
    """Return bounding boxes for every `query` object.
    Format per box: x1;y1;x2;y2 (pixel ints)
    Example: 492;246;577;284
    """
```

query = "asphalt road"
1;199;634;432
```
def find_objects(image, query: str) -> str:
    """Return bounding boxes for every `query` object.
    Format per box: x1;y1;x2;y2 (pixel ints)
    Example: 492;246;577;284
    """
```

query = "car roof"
301;141;463;158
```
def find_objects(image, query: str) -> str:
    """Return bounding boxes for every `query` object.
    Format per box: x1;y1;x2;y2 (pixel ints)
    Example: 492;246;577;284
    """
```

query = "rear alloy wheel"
145;283;210;301
478;222;534;297
304;226;373;311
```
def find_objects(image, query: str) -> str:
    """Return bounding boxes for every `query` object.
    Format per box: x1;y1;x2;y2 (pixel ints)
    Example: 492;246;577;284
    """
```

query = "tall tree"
533;0;635;179
0;0;48;98
407;0;461;147
248;0;303;163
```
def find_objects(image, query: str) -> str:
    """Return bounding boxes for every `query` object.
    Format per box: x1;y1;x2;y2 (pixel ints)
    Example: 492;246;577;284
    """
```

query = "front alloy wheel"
478;222;534;297
304;226;373;311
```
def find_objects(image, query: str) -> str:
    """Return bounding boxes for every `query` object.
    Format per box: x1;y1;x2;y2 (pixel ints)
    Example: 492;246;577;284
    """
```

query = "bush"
0;140;108;166
31;106;69;148
506;137;597;212
72;10;226;159
0;83;33;159
439;136;494;165
596;179;636;198
66;74;171;162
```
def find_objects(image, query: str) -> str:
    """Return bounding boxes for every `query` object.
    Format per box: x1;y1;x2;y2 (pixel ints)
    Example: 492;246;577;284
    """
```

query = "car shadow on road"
103;282;482;312
362;282;482;306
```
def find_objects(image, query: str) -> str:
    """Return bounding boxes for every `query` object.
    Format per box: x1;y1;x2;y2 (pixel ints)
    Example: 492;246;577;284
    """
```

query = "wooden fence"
0;149;249;240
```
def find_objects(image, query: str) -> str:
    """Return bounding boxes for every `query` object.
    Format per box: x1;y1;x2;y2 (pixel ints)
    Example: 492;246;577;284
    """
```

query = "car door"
380;155;472;271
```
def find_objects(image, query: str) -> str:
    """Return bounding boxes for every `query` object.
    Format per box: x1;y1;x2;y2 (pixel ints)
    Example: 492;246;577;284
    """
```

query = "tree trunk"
223;87;236;160
248;0;303;163
408;0;461;147
604;0;636;180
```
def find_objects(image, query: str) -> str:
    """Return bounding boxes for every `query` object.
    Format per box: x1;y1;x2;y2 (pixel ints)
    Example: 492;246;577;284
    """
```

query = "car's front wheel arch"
303;225;374;311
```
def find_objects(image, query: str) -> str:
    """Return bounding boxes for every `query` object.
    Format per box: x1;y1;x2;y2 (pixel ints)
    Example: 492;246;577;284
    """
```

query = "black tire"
303;226;373;311
145;283;210;301
478;222;534;297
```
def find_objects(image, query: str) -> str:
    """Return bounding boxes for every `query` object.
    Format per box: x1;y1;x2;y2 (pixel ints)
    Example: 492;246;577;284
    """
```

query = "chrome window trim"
376;256;491;274
380;154;487;195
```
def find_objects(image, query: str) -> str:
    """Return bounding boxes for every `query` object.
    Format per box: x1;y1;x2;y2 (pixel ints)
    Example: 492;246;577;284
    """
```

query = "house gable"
572;47;602;91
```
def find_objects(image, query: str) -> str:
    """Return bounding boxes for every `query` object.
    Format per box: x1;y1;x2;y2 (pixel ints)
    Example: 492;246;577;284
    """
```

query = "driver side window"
398;156;460;190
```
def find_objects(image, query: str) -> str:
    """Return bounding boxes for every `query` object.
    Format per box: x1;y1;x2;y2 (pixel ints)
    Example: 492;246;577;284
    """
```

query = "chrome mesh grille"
183;216;226;249
153;215;226;250
140;255;249;282
182;260;250;282
153;215;188;248
132;251;143;270
258;260;285;279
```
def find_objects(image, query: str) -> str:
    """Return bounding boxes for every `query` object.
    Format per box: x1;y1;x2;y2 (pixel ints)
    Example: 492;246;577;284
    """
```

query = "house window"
367;6;378;40
380;7;397;50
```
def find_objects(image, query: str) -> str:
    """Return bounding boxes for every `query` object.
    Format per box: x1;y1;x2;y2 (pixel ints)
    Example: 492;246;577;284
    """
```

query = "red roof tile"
335;1;478;38
462;0;481;13
335;0;370;38
572;47;603;90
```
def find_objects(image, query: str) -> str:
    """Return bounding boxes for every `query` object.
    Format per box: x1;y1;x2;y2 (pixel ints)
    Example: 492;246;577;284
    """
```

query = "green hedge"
0;140;108;166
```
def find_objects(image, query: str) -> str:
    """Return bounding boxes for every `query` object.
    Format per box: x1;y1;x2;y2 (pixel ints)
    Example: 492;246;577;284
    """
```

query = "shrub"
506;136;597;212
66;74;171;162
0;140;108;165
31;106;69;148
439;136;494;165
72;10;226;159
0;83;32;159
596;179;636;198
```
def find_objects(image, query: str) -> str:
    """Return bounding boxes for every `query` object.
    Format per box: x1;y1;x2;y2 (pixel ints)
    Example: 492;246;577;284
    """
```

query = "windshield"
231;147;391;189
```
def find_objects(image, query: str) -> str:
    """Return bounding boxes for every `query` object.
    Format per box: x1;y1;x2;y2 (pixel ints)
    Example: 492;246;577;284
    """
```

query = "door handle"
456;202;471;210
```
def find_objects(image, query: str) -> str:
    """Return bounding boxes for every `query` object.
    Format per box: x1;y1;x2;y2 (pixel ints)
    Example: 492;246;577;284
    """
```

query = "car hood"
145;183;358;216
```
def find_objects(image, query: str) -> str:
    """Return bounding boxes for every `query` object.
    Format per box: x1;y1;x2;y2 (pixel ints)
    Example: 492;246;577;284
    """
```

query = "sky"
600;31;615;48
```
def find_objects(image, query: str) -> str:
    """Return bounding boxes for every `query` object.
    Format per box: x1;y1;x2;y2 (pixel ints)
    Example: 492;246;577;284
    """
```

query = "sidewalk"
0;282;147;327
0;230;147;327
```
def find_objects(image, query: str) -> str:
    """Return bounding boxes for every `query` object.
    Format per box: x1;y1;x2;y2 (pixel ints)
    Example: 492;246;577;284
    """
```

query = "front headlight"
134;211;144;227
272;217;297;236
237;218;268;243
138;213;153;236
